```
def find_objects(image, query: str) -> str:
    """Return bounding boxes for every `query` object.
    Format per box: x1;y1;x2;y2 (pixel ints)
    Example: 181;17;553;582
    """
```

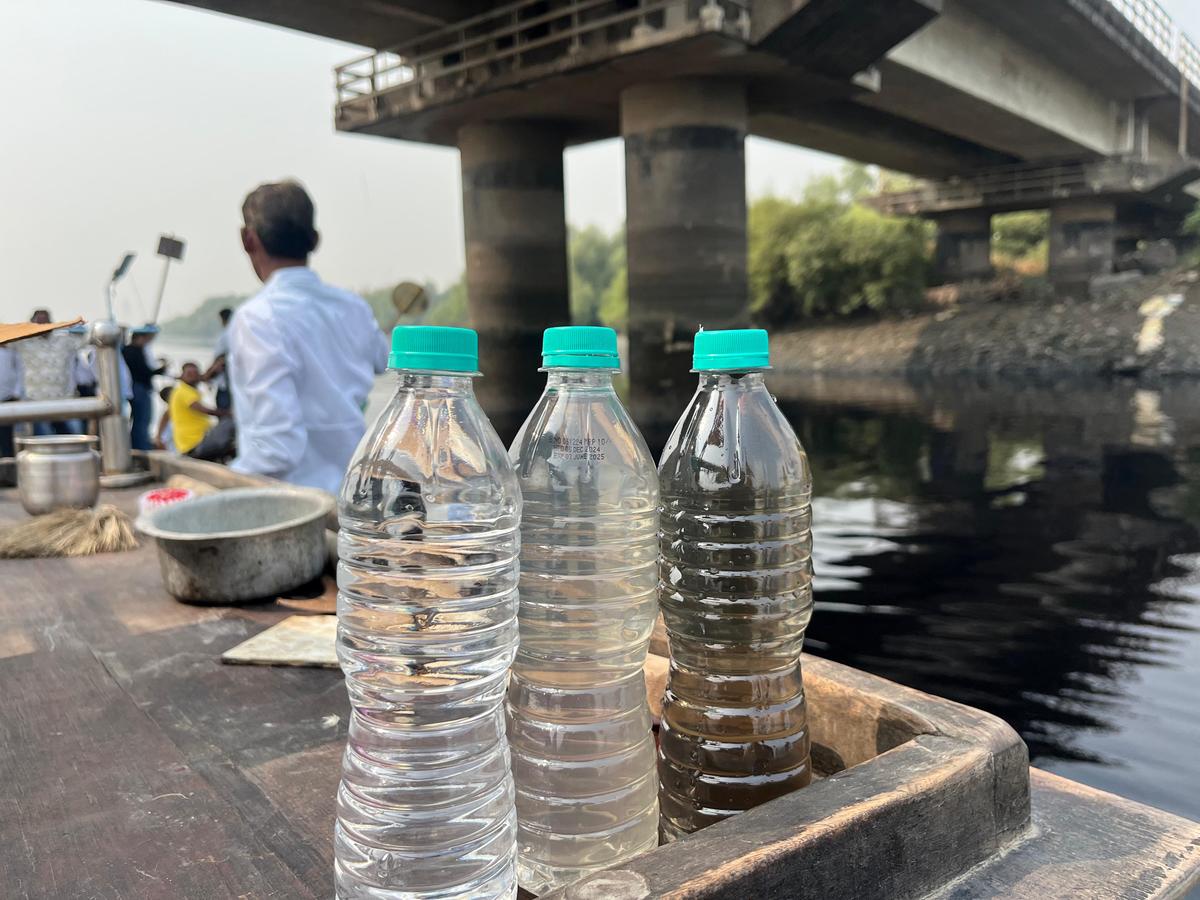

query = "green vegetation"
423;279;468;326
749;166;931;325
165;165;1063;340
992;211;1048;275
569;226;626;328
1182;205;1200;264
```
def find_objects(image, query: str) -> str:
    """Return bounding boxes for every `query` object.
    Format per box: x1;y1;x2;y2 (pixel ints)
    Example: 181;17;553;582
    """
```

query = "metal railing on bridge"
1106;0;1200;86
871;158;1190;217
335;0;751;118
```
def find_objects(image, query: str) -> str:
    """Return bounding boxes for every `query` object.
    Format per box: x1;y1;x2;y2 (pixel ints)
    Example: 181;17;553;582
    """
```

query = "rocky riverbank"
772;270;1200;384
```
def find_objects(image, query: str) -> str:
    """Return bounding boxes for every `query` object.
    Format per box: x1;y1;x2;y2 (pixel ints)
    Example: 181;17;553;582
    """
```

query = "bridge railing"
871;158;1187;216
1107;0;1200;86
335;0;751;113
874;162;1091;217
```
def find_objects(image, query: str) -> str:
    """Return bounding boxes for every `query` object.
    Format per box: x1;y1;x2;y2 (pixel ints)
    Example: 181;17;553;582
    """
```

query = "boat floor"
1;481;346;898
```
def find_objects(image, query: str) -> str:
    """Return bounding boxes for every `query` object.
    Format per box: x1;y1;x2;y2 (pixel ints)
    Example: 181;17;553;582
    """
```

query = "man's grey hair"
242;180;318;259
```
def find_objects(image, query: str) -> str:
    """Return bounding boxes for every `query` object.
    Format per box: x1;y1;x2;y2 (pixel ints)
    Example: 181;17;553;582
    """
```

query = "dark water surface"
761;374;1200;823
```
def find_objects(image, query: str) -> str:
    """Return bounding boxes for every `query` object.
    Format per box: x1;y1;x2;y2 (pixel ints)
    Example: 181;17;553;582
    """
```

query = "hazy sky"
2;0;1199;324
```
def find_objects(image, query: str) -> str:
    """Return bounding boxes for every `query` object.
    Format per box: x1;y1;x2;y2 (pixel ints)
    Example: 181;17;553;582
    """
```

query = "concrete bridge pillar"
933;210;994;284
621;79;749;437
1048;199;1117;293
458;121;570;433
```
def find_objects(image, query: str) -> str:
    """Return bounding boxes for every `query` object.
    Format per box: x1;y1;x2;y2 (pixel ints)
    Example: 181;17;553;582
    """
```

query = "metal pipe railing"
0;320;133;475
333;0;752;109
0;396;111;426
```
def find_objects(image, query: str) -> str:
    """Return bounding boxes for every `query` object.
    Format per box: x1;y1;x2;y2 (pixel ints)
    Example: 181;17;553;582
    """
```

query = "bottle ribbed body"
657;371;814;839
508;370;660;893
335;373;521;900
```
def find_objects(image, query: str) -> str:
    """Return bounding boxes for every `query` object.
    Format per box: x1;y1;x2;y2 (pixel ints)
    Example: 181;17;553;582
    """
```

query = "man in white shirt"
229;180;388;493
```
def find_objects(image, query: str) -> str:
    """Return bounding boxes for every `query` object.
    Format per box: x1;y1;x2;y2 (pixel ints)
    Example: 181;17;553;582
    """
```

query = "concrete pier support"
621;80;749;439
458;122;570;434
933;210;994;284
1048;199;1117;292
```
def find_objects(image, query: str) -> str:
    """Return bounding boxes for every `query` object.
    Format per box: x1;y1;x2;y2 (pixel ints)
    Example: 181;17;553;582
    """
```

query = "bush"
569;226;625;327
422;279;468;327
992;211;1048;275
749;193;930;325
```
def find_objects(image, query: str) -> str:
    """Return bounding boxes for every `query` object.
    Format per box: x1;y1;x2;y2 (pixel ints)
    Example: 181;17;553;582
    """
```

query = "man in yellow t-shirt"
168;362;234;461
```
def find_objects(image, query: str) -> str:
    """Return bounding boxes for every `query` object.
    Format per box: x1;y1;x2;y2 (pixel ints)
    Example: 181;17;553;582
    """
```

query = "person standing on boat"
122;324;166;452
15;309;84;436
202;306;233;412
228;180;388;493
0;343;24;457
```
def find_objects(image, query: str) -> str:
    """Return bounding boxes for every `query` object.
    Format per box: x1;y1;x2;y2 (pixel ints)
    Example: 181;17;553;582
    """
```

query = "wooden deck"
1;463;1198;899
1;479;346;898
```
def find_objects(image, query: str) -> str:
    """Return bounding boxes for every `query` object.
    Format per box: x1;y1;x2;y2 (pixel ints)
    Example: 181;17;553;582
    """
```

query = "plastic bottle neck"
544;368;617;391
393;371;477;394
698;370;768;390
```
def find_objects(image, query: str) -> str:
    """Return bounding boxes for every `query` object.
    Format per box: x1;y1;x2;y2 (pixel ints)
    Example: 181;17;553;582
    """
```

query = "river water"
156;335;1198;822
771;373;1200;823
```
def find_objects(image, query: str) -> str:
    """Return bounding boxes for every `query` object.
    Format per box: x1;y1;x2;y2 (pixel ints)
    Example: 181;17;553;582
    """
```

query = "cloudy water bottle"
507;326;660;893
334;326;520;900
657;328;814;839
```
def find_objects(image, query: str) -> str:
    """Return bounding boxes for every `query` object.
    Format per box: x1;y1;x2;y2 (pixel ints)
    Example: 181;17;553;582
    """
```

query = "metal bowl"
137;487;334;605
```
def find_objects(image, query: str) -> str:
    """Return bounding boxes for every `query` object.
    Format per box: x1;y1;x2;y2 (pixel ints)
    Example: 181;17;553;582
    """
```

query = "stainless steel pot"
16;435;101;515
137;487;333;605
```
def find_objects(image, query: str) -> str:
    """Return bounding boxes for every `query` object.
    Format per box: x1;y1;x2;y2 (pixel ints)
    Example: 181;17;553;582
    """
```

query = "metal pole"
151;256;172;325
1180;71;1190;157
0;396;110;426
89;320;132;475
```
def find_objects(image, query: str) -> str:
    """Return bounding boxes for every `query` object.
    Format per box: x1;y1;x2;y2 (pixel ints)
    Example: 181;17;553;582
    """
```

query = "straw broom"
0;505;138;559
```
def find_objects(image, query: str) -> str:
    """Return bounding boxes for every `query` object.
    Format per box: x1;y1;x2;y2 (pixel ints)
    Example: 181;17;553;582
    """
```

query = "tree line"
166;164;1050;339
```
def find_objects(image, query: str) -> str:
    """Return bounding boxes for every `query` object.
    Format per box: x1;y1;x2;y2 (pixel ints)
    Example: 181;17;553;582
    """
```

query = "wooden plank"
547;735;1009;900
96;617;347;765
94;617;348;893
924;769;1200;899
804;654;1031;841
242;739;343;874
0;646;316;899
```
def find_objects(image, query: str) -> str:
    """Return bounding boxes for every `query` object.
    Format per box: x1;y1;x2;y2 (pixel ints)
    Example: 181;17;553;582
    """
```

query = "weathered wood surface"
2;460;1198;899
0;479;347;898
927;769;1200;900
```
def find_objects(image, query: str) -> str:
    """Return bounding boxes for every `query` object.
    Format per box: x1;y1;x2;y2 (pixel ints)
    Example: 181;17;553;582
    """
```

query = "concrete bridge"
168;0;1200;421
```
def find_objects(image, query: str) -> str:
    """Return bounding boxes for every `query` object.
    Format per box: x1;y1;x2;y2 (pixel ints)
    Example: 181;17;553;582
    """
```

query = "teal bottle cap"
542;326;620;369
692;328;771;371
388;325;479;372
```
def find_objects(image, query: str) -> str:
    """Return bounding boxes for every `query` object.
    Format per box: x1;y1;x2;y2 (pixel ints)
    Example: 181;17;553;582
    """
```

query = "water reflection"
770;376;1200;820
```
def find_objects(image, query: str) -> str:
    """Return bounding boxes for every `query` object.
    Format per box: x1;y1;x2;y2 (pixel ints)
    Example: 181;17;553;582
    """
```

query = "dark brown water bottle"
656;328;814;839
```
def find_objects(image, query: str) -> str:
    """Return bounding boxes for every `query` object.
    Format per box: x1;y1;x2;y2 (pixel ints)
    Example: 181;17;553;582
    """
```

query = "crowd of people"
1;180;389;494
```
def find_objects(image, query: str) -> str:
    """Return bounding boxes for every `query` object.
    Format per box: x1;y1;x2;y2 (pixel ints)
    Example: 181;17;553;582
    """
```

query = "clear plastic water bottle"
507;326;660;893
657;328;814;839
335;326;521;900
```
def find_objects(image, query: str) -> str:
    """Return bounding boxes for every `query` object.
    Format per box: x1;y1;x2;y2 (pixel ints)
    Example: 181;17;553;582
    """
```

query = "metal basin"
138;487;333;605
16;435;101;515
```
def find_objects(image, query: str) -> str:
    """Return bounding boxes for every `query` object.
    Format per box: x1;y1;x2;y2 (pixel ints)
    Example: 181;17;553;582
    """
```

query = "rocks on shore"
772;270;1200;384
